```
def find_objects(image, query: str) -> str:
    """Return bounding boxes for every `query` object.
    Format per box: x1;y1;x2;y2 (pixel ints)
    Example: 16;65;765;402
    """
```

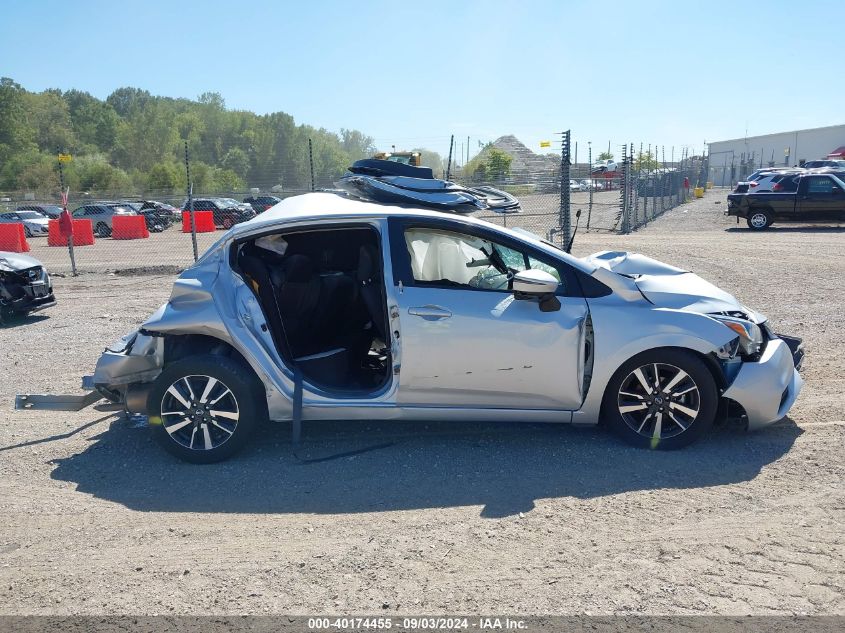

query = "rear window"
774;175;799;191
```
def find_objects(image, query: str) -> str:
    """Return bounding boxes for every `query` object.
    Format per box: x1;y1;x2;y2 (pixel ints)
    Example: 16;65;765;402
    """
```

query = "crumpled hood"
0;251;43;272
585;251;766;323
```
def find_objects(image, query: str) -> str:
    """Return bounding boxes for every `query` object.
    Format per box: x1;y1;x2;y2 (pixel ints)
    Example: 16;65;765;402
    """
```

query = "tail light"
750;182;758;187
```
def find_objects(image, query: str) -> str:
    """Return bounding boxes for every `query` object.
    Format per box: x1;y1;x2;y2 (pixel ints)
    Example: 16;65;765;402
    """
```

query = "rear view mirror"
512;269;561;312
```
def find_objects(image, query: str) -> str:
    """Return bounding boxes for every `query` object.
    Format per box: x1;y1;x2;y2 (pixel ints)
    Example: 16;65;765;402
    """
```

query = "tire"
95;222;111;237
746;210;773;230
601;349;718;450
24;225;32;238
147;354;266;463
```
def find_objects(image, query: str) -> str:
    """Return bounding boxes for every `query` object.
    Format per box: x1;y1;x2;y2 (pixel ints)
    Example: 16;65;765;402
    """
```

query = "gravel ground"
1;190;843;616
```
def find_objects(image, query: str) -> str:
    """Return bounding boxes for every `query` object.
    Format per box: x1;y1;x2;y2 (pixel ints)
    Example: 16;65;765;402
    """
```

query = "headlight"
710;314;763;357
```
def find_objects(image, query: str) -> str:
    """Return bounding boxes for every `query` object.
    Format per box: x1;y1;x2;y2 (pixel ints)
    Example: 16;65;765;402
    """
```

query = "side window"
806;177;834;194
403;227;563;292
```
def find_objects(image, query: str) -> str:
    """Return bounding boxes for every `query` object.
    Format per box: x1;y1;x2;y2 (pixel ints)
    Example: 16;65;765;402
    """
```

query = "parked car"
243;195;282;213
727;172;845;229
71;203;137;237
139;200;181;219
0;210;50;237
115;202;170;232
181;198;257;229
29;192;803;463
739;171;802;194
568;179;585;192
16;204;64;219
803;159;845;169
591;160;618;174
733;169;803;193
0;251;56;324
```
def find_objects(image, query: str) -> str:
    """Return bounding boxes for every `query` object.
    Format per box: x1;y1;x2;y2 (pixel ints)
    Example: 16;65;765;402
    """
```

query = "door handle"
408;305;452;319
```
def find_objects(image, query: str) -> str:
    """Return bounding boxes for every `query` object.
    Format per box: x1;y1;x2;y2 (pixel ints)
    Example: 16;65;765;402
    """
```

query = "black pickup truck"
727;172;845;229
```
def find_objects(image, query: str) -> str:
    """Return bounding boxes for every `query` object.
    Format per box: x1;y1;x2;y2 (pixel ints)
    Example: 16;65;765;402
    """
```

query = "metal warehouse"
707;124;845;186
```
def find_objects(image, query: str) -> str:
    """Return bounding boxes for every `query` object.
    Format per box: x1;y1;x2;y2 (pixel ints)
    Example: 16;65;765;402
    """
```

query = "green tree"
221;147;250;179
0;77;35;161
486;148;513;180
634;151;661;171
598;151;614;161
147;161;184;192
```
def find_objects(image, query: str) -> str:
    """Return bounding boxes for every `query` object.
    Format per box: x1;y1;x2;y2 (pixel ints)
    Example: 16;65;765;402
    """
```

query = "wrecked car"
17;189;804;462
0;251;56;324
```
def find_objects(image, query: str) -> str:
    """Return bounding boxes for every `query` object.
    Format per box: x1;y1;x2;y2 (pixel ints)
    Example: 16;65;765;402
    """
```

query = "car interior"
236;226;391;394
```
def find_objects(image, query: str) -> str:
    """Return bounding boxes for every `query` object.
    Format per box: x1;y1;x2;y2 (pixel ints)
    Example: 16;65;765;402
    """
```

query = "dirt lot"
1;191;843;615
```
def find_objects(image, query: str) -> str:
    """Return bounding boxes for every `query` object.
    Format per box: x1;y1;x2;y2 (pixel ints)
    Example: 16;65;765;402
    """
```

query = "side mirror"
832;186;842;194
512;269;561;312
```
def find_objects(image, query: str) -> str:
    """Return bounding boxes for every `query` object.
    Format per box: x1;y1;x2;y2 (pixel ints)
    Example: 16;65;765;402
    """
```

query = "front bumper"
722;337;803;430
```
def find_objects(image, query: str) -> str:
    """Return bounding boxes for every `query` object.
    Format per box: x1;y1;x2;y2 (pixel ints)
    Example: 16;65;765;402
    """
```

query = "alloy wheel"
749;213;768;228
159;374;240;451
617;363;700;440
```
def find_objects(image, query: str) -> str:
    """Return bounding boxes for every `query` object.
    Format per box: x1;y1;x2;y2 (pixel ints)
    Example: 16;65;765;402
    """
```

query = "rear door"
797;176;843;223
388;218;589;410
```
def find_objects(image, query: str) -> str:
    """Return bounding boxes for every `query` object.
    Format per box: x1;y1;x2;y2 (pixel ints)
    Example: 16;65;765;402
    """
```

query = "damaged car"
16;175;804;462
0;251;56;324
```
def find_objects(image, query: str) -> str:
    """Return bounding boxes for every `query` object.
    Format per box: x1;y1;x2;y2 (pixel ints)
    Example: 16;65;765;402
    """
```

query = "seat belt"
248;250;395;463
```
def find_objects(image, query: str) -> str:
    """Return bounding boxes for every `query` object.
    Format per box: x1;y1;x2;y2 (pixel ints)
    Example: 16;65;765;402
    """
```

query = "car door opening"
236;225;391;394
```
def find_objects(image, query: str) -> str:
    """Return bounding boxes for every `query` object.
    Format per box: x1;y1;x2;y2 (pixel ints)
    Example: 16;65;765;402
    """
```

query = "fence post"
308;138;315;192
185;141;198;262
56;150;77;275
559;130;572;248
586;141;593;232
619;144;629;234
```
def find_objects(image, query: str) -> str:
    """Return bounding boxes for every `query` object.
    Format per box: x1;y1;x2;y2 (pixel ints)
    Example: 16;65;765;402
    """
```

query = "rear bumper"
722;337;803;431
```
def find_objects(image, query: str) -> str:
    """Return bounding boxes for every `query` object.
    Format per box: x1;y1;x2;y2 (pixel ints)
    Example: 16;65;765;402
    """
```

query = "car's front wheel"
147;354;266;463
746;210;773;230
602;349;718;449
95;222;111;237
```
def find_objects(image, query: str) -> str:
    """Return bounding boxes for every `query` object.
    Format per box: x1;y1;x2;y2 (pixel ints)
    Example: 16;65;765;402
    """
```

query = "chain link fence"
0;135;706;274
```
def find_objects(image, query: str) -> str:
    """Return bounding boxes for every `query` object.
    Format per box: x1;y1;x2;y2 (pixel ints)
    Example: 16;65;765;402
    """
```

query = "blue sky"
2;0;841;160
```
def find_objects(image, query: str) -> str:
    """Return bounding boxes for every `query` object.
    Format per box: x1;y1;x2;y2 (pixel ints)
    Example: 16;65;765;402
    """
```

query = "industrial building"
707;124;845;186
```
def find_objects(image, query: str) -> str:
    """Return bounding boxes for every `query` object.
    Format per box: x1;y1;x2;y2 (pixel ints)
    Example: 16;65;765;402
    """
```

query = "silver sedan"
27;193;803;462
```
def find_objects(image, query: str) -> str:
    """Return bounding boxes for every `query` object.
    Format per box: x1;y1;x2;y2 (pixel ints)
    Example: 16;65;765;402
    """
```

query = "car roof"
228;192;596;274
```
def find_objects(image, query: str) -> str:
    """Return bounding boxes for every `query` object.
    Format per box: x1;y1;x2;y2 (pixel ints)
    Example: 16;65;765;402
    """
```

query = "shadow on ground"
47;416;802;518
724;225;845;233
0;313;49;329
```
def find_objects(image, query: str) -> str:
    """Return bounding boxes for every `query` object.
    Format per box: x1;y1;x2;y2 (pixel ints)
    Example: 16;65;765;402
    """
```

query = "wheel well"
602;345;728;403
163;334;249;368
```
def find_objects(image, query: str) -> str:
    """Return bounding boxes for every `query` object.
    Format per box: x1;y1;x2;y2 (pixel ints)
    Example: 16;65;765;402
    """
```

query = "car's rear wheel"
95;222;111;237
602;349;718;449
147;354;266;463
747;210;772;230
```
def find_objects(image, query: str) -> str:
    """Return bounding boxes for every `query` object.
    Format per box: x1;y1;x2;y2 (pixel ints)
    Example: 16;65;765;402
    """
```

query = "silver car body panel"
86;193;802;428
722;338;803;430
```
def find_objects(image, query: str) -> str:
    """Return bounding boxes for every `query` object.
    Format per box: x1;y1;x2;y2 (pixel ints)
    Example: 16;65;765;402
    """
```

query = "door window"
806;177;835;194
403;228;562;292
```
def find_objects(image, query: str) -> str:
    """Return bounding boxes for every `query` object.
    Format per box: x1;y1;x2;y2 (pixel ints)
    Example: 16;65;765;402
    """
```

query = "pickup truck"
727;172;845;229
